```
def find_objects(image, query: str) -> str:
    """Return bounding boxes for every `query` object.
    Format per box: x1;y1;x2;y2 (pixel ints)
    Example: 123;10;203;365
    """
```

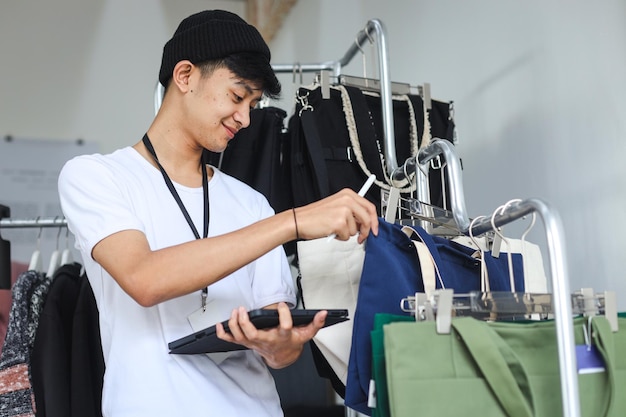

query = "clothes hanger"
490;202;517;293
402;288;618;333
467;215;489;292
383;187;401;223
46;221;62;278
28;222;43;272
61;226;74;266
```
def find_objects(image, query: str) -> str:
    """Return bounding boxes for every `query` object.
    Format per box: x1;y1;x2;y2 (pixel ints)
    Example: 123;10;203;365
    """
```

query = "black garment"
205;106;295;256
30;263;104;417
205;106;292;214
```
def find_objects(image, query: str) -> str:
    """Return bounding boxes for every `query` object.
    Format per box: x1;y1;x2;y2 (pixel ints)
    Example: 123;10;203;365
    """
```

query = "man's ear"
171;60;194;93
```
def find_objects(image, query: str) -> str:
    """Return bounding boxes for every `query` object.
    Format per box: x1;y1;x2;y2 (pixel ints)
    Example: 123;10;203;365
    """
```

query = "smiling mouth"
223;125;237;139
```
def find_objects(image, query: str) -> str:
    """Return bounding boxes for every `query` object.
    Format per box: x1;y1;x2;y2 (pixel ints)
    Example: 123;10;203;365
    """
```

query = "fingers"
276;302;294;331
217;304;326;346
216;305;329;368
312;309;328;331
294;188;379;242
216;307;255;347
331;189;379;242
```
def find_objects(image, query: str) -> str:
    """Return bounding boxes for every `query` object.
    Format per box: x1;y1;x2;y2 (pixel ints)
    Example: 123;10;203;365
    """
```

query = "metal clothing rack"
0;205;68;289
400;143;580;417
472;198;578;417
272;18;397;179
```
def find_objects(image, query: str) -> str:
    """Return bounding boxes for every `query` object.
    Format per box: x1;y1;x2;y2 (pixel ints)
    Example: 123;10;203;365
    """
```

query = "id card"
187;298;237;364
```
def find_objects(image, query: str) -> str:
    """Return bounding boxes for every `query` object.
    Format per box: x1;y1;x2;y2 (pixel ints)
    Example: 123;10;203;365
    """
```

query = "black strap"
142;134;209;240
142;134;210;305
340;86;387;183
299;110;331;198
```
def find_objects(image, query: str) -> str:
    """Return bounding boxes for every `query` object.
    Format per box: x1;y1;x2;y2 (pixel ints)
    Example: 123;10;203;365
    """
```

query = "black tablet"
168;308;349;354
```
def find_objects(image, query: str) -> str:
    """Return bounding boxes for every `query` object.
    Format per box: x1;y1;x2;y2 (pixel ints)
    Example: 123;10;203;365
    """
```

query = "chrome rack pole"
0;217;68;229
339;19;396;176
271;62;339;76
470;198;579;417
396;139;470;232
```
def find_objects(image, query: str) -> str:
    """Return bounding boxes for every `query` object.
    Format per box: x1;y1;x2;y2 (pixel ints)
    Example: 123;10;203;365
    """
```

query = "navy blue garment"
344;220;524;415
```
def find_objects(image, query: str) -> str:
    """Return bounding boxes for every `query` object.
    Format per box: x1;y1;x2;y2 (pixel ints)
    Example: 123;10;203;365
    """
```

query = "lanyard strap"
142;134;209;239
142;134;210;307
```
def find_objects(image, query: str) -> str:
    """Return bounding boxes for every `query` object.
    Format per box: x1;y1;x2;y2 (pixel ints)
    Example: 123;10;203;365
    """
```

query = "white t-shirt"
58;147;296;417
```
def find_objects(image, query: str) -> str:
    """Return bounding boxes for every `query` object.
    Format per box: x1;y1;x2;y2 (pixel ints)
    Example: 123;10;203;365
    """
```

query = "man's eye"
233;94;243;103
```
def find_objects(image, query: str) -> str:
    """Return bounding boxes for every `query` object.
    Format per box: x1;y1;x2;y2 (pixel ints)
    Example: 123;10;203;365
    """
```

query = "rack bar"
0;217;67;229
271;61;338;75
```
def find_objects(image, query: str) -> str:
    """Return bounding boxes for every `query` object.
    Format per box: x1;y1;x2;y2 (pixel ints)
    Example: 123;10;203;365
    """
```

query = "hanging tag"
367;379;377;408
576;318;605;374
576;345;605;374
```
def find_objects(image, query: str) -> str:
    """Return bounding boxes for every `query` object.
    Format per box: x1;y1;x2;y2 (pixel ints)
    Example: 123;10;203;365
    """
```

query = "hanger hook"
468;215;487;249
490;204;508;243
521;212;537;242
64;224;70;249
490;198;523;243
469;215;489;291
55;216;63;250
35;217;43;249
354;37;365;55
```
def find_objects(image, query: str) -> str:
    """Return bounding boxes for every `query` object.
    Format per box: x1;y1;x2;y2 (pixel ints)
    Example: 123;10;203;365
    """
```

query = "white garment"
58;147;296;417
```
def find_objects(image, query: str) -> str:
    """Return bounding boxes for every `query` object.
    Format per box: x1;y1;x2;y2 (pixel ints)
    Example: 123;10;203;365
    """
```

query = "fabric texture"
383;315;626;417
289;84;456;215
159;9;270;86
370;314;413;417
0;270;50;417
344;219;524;415
297;235;365;396
31;262;104;417
205;106;295;258
205;106;292;215
58;147;296;417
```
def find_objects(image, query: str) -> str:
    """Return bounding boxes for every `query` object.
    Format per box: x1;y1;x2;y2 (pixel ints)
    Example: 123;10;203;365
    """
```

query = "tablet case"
168;308;349;354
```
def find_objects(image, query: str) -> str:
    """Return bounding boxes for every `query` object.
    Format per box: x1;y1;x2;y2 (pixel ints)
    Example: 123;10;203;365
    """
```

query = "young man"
58;9;378;417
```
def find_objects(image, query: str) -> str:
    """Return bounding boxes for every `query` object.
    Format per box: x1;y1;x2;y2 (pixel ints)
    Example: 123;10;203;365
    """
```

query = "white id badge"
187;298;237;365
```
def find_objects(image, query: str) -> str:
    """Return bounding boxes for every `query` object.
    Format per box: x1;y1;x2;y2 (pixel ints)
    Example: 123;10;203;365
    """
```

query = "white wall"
273;0;626;308
1;0;625;307
0;0;244;151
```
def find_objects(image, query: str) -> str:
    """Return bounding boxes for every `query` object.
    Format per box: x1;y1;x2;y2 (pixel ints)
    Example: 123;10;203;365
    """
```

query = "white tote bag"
297;235;365;386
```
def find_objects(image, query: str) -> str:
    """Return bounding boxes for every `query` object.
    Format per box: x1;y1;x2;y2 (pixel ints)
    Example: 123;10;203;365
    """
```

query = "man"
58;9;378;417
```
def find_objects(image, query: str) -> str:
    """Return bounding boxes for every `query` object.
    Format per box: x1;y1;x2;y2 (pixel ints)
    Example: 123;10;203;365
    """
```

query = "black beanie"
159;10;271;87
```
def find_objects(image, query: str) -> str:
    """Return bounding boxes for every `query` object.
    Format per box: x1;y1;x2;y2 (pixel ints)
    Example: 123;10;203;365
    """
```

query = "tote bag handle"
453;317;535;417
453;316;617;417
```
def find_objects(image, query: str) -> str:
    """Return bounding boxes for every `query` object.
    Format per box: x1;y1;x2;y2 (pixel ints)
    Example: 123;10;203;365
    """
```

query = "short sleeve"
58;155;145;258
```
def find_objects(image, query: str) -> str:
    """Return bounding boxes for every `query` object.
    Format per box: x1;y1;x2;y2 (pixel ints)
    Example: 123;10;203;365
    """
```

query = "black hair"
223;52;281;100
196;52;281;100
163;52;281;101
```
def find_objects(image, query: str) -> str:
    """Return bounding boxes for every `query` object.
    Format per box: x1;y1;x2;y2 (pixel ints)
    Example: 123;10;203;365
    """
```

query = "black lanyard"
142;134;210;308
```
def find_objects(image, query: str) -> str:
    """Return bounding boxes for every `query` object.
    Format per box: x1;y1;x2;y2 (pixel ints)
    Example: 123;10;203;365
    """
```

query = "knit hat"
159;10;271;87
